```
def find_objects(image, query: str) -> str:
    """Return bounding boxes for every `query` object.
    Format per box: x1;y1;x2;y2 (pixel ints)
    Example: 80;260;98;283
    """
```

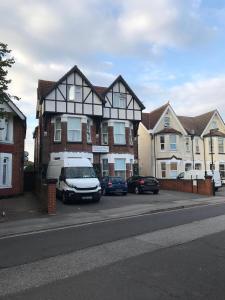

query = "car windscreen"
110;177;125;183
64;167;96;178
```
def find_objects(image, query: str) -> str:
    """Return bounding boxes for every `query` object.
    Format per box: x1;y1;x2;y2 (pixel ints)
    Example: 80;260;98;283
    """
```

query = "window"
0;117;11;142
195;163;202;170
209;138;214;153
211;121;217;129
0;153;12;188
169;135;177;151
210;163;215;171
114;122;126;144
113;93;126;108
219;164;225;178
68;85;82;102
185;137;190;152
114;158;126;179
101;123;108;145
160;136;165;151
129;159;133;177
195;137;200;153
161;162;166;178
86;119;92;143
218;137;224;153
164;116;170;127
54;117;61;142
102;159;109;176
185;163;192;171
170;162;177;178
67;117;81;142
129;125;133;145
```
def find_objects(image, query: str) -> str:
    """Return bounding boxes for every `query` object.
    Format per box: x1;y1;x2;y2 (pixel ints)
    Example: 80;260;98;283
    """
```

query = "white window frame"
195;163;202;170
0;117;13;143
160;135;165;151
164;116;170;128
218;137;224;153
170;162;178;179
0;153;12;188
68;85;82;102
54;117;61;142
101;122;108;145
86;119;92;143
129;125;133;145
161;162;166;178
185;137;190;152
169;135;177;151
67;117;82;142
195;137;200;153
219;163;225;179
113;93;126;108
114;122;126;145
114;158;126;179
185;163;192;171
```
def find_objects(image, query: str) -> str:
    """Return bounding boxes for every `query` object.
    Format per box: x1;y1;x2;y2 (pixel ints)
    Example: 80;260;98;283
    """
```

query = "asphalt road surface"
1;202;225;299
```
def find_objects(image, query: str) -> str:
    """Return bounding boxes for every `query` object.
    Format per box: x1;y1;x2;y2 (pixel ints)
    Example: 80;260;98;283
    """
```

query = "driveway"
56;190;206;214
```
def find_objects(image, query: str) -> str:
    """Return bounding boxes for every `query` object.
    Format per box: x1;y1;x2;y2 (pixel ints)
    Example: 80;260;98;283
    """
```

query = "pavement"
0;189;225;239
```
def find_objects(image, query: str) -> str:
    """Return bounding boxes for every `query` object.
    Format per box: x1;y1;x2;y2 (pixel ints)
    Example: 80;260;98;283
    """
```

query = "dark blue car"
100;176;127;195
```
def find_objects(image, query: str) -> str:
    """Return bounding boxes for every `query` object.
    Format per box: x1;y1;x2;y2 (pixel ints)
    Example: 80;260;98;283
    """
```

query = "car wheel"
62;192;68;204
153;190;159;194
134;186;140;194
123;192;127;196
102;189;107;196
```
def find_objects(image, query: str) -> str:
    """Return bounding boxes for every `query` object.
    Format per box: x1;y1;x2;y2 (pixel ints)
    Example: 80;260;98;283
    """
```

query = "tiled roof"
155;128;182;135
178;110;215;135
93;85;108;95
203;129;225;138
38;80;55;99
142;103;169;130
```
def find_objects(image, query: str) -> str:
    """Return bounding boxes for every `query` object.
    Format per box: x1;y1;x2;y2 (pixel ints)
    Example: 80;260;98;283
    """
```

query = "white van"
177;170;222;190
46;158;101;203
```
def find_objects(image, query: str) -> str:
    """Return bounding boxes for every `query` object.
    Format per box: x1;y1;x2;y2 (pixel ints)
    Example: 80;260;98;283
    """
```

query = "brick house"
34;65;145;179
0;97;26;197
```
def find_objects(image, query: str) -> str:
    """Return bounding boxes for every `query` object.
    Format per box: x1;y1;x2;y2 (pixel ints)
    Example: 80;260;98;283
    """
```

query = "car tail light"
108;181;112;187
139;179;145;185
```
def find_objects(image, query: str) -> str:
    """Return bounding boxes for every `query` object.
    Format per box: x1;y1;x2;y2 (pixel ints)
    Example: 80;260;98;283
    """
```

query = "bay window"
114;158;126;179
169;135;177;151
114;122;125;144
129;125;133;145
195;137;200;153
67;117;81;142
101;122;108;145
218;137;224;153
161;162;166;178
170;162;178;178
0;153;12;188
54;117;61;142
86;119;92;143
160;136;165;151
195;163;202;170
185;163;192;171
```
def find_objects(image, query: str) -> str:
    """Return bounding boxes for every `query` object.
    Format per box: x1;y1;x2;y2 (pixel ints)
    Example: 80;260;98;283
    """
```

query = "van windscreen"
64;167;96;178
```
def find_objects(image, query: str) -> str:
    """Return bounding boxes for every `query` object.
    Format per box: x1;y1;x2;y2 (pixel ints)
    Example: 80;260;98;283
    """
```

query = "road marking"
1;213;225;296
0;201;225;241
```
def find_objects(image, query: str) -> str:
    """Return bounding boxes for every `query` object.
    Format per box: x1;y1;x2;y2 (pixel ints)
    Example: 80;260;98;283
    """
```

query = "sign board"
92;145;109;153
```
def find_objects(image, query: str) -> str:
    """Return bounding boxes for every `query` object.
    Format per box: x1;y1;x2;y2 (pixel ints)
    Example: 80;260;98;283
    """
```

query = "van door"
57;167;64;191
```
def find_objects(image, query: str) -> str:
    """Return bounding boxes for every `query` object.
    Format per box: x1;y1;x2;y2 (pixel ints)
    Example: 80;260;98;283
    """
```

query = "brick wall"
158;178;213;196
0;116;25;197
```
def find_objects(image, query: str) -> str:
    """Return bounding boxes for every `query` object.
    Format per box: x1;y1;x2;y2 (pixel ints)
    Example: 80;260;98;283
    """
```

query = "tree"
0;42;19;117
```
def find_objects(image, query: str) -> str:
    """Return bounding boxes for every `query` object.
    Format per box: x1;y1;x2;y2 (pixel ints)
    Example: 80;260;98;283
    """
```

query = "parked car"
46;158;102;203
100;176;127;195
127;176;159;194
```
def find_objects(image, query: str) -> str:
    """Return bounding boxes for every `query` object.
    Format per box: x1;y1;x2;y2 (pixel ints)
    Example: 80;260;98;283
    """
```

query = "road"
1;202;225;299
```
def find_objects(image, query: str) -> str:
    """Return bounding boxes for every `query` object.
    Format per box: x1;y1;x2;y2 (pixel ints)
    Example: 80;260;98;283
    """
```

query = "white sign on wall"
92;145;109;153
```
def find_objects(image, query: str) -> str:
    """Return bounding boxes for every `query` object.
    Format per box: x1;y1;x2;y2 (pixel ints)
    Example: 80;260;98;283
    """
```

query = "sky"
1;0;225;161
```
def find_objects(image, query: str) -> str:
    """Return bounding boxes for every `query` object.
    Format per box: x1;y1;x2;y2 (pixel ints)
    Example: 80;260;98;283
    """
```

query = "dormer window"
113;93;126;108
164;116;170;128
68;85;82;102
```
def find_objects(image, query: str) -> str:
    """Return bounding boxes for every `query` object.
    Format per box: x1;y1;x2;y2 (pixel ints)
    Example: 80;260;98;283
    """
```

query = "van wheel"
62;192;68;204
153;190;159;194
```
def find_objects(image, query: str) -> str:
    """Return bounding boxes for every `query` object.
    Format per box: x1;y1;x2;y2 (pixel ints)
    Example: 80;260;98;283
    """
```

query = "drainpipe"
153;134;156;177
203;137;207;178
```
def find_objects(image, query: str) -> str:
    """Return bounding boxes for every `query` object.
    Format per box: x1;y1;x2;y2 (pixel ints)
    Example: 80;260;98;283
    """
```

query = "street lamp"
209;128;219;175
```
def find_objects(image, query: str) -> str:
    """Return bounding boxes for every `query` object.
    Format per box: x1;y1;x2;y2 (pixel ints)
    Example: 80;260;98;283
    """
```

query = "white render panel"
119;109;126;119
105;99;111;108
134;110;141;120
111;108;117;118
67;73;74;84
75;103;82;114
45;90;55;100
75;73;82;85
56;89;64;101
103;107;110;118
83;87;91;101
57;101;66;113
94;94;101;104
106;93;112;106
127;110;134;120
84;104;92;115
134;100;140;110
85;92;92;104
45;101;55;112
67;102;74;113
58;84;66;98
113;83;119;92
127;97;133;109
120;82;126;93
94;105;102;115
